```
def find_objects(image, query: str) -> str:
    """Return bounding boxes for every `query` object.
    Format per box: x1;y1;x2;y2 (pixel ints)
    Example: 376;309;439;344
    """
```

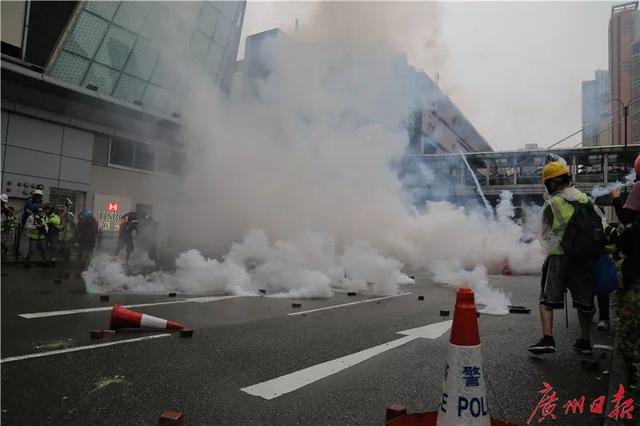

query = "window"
197;3;219;37
109;138;134;167
124;38;159;80
206;42;224;76
190;31;210;65
66;12;109;58
213;15;231;46
113;1;151;34
134;142;155;171
51;51;90;84
85;1;119;21
83;62;119;94
112;74;147;103
94;25;136;70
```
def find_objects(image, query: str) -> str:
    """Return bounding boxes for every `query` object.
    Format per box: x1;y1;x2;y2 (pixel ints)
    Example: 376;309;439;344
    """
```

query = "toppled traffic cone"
384;288;516;426
110;305;184;330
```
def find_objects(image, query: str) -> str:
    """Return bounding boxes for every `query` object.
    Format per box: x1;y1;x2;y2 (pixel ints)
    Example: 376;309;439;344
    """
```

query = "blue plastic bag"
592;254;617;295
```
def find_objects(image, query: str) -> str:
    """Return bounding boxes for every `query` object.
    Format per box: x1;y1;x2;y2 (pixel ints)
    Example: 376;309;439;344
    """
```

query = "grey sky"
240;1;614;151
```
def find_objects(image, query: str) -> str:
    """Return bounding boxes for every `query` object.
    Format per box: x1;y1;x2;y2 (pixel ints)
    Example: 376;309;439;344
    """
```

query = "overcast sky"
240;1;615;151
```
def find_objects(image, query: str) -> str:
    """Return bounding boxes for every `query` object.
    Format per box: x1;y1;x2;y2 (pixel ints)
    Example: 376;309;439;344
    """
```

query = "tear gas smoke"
590;171;636;198
83;3;546;313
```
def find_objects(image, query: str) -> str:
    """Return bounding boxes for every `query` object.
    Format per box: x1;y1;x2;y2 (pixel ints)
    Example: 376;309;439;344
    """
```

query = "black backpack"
560;201;606;260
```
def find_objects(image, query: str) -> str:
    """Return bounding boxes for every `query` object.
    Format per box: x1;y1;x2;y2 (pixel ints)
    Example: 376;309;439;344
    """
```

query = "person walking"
528;160;601;355
115;213;138;263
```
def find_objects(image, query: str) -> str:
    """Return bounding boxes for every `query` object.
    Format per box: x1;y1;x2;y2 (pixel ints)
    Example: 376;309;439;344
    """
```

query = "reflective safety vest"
47;213;61;231
541;189;589;255
26;224;46;240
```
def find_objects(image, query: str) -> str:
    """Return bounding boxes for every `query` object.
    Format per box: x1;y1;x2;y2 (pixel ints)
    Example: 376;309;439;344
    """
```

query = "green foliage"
617;285;640;391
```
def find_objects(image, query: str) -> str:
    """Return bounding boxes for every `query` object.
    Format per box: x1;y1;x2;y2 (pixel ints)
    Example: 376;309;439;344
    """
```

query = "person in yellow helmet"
528;160;596;355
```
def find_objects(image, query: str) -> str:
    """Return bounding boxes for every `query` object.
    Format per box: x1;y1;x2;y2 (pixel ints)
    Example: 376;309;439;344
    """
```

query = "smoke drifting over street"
83;3;546;313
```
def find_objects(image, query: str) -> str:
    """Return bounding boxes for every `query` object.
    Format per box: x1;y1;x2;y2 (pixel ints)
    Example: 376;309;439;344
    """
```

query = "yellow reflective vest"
541;187;589;255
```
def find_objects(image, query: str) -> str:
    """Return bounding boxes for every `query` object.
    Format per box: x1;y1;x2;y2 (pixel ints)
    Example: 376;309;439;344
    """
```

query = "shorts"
539;255;595;314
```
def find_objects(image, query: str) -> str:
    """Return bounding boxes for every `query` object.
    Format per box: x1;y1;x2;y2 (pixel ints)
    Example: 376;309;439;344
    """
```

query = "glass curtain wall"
48;1;243;116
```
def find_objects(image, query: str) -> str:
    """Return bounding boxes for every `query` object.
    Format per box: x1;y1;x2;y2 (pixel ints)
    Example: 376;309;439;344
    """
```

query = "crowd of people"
1;189;99;268
1;190;159;268
528;153;640;355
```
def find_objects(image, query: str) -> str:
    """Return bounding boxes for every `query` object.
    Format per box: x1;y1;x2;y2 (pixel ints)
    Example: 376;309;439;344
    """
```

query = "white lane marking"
241;320;452;400
0;334;171;364
18;295;241;319
287;293;411;316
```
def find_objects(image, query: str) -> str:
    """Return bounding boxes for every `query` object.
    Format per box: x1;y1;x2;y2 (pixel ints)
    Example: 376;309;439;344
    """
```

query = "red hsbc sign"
107;202;119;212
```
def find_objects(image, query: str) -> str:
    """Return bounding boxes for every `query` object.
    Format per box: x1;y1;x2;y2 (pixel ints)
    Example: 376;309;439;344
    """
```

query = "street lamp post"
611;97;639;149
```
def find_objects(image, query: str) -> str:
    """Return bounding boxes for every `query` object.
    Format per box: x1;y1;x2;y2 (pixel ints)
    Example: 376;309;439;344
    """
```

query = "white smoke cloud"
83;4;547;314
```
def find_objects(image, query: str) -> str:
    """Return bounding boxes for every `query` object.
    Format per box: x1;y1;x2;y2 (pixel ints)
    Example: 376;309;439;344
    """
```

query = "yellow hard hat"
542;161;570;183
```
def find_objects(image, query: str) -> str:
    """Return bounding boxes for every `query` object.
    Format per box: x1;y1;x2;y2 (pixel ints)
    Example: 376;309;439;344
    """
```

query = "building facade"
581;70;611;146
234;28;492;155
609;1;638;146
1;1;245;242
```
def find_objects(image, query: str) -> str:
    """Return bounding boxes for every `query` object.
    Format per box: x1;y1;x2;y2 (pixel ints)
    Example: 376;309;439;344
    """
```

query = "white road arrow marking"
241;320;452;400
287;293;411;316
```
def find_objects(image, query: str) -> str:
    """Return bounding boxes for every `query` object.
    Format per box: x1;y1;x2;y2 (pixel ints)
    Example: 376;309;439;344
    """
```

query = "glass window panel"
124;38;158;80
84;1;120;21
82;63;119;94
66;11;109;58
140;4;164;40
206;42;224;76
190;31;209;65
150;57;181;90
134;142;155;171
222;1;237;19
113;1;152;33
213;15;231;46
50;51;90;84
143;84;172;114
109;138;134;167
211;1;223;11
197;3;219;37
113;75;146;103
95;25;136;70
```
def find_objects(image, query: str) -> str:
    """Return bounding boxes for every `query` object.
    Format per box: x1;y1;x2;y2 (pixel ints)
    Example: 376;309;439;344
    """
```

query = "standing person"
59;210;76;263
528;160;599;355
610;153;640;292
76;210;98;268
21;189;43;227
115;213;138;263
44;204;61;266
1;194;17;256
24;207;48;268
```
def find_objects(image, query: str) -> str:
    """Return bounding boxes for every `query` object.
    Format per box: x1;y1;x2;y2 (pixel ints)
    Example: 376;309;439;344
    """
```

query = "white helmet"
33;189;44;196
0;194;8;203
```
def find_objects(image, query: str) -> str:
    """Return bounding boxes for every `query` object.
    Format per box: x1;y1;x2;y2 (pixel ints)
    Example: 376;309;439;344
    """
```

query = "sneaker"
597;320;610;331
573;338;592;354
528;336;556;354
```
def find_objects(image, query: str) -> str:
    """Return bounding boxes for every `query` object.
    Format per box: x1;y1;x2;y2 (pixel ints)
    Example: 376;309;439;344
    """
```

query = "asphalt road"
1;263;615;425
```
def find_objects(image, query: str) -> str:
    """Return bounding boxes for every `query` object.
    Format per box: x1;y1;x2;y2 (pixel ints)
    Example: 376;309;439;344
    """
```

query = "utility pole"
623;104;629;150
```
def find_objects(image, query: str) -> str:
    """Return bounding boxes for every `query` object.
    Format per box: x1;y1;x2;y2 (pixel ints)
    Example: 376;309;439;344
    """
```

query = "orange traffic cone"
437;288;489;425
385;288;515;426
110;305;185;330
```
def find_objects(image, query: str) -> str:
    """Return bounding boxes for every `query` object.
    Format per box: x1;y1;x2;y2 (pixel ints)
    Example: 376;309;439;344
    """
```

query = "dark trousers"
596;293;610;321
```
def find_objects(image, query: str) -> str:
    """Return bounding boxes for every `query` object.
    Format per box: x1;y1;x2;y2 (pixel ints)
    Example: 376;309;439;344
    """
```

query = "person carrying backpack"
76;210;98;268
528;160;604;355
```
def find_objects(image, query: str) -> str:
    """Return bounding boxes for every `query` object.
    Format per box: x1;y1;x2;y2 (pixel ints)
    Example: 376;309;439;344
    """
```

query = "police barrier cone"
110;305;184;330
385;288;514;426
437;288;489;426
